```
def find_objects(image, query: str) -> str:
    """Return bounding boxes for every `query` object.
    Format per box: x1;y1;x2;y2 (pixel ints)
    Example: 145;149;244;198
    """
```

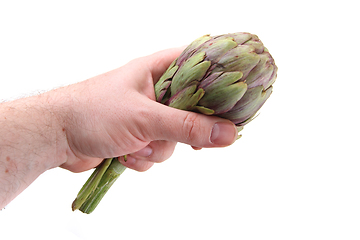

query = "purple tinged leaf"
245;53;275;89
216;32;253;45
243;38;264;54
155;61;179;103
201;37;237;62
177;35;212;66
167;85;205;111
199;72;223;89
199;72;247;114
219;86;273;125
214;45;261;78
171;52;210;95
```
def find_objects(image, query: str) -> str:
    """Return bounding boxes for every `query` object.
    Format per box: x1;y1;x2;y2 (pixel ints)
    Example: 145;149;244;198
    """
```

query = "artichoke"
155;32;277;133
72;32;277;214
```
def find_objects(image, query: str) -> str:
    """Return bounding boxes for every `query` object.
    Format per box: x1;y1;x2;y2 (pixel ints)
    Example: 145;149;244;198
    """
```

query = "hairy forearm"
0;93;68;208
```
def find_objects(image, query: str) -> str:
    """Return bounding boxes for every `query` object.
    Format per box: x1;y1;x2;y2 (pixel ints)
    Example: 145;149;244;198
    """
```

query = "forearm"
0;93;68;208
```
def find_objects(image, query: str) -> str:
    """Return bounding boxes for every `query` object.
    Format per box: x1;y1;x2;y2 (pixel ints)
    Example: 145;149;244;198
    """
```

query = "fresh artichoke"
72;32;277;214
155;32;277;133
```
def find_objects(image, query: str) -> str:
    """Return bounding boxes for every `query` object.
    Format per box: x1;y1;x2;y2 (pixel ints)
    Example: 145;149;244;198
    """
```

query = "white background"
0;1;359;239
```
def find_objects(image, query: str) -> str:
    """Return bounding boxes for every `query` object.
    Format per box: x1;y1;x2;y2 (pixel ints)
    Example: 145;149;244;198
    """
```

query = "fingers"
119;141;177;171
131;141;177;163
119;157;154;172
60;156;103;173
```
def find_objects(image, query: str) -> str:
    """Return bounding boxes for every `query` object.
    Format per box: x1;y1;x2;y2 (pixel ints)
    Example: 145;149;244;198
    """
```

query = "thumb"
143;101;238;148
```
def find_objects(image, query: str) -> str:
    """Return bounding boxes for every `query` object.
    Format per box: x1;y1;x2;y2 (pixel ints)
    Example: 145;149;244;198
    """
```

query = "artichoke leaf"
201;37;237;62
199;72;247;114
177;35;211;66
220;86;273;125
167;85;205;111
171;52;211;95
155;60;179;102
195;106;215;115
215;46;260;76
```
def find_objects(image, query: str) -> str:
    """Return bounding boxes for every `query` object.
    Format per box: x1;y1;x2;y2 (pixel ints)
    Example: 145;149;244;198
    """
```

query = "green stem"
72;158;127;214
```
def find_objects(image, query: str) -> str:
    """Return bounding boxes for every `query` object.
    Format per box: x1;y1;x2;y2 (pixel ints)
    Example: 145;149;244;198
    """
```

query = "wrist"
0;93;69;207
1;92;69;170
40;89;72;169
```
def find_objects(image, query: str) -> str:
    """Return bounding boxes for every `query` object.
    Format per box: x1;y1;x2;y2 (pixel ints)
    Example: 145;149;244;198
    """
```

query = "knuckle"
182;112;200;143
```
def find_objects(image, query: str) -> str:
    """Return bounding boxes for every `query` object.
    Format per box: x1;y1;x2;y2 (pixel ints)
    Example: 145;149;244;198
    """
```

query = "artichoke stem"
72;158;127;214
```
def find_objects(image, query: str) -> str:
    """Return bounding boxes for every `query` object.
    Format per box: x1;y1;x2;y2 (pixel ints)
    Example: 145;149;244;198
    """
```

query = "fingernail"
210;122;237;146
131;146;153;157
191;146;202;150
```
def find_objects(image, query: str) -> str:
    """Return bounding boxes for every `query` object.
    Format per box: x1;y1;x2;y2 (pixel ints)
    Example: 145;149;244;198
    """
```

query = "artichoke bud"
155;32;277;132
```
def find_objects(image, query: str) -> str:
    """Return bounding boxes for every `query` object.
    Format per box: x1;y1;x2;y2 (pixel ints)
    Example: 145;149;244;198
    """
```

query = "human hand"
53;48;238;173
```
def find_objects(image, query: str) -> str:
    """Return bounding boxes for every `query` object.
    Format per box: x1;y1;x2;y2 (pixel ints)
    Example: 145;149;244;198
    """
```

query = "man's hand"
0;48;237;208
56;48;237;172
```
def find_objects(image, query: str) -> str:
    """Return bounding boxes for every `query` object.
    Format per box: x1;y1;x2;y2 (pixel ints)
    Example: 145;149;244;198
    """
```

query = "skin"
0;48;238;209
